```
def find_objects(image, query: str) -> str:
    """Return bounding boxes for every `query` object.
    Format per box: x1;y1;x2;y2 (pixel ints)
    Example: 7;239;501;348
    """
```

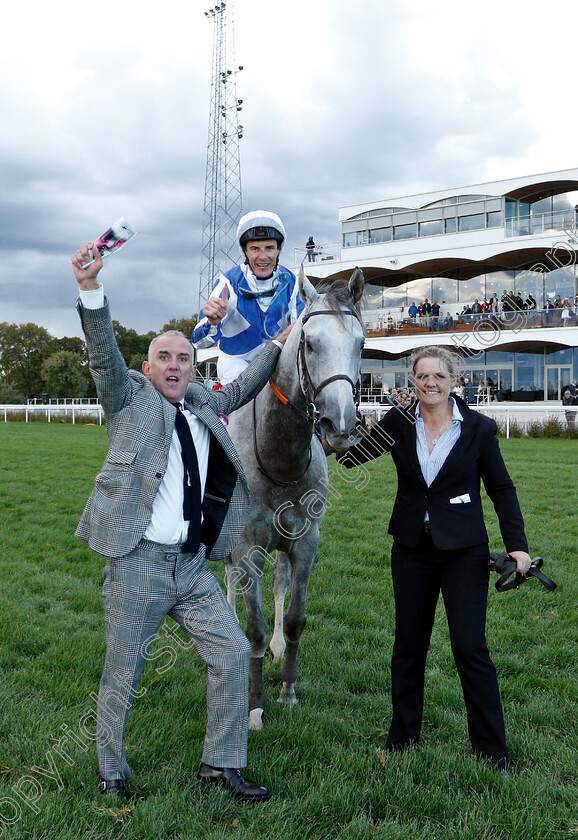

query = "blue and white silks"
193;263;304;385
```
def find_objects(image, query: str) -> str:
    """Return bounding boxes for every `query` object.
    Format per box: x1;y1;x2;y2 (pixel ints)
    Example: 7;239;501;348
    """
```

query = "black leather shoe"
196;762;270;802
98;777;126;800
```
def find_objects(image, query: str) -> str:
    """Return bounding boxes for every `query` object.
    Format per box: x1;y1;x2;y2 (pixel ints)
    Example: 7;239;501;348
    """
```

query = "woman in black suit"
338;346;532;770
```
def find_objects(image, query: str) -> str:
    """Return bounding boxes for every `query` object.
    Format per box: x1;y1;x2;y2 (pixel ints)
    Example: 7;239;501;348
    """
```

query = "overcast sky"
1;0;577;338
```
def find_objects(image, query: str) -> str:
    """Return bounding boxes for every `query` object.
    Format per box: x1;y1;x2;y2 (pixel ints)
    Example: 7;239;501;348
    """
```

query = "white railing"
293;241;341;265
359;403;576;437
1;404;104;424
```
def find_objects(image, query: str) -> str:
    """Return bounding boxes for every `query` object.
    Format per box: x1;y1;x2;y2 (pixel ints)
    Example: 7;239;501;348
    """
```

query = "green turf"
0;424;576;839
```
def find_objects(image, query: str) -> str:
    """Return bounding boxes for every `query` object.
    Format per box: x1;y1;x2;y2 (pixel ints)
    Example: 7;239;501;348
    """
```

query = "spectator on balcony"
418;299;432;328
458;305;471;325
544;298;554;326
561;299;573;326
397;387;412;409
431;301;440;330
471;299;483;325
408;301;418;326
552;295;564;326
525;294;537;310
462;376;475;404
500;292;516;324
306;236;316;263
443;311;454;331
524;293;537;326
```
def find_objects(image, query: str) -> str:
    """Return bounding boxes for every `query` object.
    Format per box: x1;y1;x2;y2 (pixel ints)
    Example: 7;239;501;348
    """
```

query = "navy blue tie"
172;404;202;553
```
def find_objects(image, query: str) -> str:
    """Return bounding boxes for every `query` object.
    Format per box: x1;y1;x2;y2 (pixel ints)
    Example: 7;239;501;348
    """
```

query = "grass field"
0;423;577;840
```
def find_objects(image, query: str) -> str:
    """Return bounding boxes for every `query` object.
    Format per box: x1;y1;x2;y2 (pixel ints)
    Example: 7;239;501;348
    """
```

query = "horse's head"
297;266;365;452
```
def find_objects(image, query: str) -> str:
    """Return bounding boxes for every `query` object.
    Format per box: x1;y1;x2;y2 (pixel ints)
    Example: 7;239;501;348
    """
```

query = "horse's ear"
348;267;365;304
299;263;319;303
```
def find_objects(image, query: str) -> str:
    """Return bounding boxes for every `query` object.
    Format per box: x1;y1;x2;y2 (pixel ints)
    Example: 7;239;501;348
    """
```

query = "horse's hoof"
248;708;264;731
277;683;298;707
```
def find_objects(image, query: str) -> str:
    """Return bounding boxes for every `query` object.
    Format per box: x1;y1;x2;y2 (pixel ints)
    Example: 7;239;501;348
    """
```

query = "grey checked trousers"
96;539;251;781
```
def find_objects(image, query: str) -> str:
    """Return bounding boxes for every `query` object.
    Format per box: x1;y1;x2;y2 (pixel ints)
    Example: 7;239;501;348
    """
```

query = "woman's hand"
509;550;532;575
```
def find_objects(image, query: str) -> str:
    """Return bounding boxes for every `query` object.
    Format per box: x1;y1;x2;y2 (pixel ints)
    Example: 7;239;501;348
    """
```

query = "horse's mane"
311;277;363;327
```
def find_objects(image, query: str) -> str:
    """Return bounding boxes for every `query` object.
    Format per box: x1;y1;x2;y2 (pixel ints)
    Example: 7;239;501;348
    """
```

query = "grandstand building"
302;168;578;404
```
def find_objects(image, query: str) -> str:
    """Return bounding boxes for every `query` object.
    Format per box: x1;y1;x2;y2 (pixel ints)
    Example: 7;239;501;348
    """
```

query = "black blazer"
338;396;528;553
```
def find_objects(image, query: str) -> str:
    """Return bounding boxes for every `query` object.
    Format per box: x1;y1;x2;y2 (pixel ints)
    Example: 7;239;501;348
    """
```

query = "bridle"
253;306;362;486
296;308;361;424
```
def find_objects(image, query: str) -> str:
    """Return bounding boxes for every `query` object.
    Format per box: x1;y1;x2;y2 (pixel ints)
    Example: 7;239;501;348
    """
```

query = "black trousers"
386;533;508;767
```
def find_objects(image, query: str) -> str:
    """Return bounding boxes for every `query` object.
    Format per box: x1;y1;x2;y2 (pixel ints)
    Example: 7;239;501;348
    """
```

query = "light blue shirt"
415;397;463;520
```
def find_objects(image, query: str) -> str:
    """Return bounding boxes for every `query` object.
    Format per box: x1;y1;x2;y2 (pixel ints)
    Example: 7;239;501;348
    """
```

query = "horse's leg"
232;540;270;731
278;546;317;707
270;550;290;663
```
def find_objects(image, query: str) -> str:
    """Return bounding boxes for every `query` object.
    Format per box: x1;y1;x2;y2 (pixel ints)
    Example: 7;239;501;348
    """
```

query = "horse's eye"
305;339;315;352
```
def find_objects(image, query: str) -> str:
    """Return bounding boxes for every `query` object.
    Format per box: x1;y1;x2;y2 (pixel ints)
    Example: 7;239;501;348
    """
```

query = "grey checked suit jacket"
75;299;281;560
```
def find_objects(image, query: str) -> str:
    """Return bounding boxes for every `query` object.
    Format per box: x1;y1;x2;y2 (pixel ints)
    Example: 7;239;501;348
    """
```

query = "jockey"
193;210;304;386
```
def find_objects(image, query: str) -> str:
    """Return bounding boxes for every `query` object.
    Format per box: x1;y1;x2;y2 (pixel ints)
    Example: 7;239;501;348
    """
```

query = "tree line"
0;315;198;403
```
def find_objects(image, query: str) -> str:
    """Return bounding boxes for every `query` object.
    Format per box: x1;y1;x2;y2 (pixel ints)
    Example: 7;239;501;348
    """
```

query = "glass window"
546;348;572;363
487;211;502;227
382;285;409;309
432;276;456;305
363;284;384;310
458;214;485;232
458;274;484;302
544;267;575;303
553;190;578;210
419;219;443;237
531;197;552;215
343;231;363;247
486;270;516;301
445;218;457;233
369;227;392;244
487;349;514;364
406;278;433;303
393;223;417;241
457;194;486;202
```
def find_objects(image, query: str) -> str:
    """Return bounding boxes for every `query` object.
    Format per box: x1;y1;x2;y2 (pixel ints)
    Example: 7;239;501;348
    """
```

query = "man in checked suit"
72;242;292;802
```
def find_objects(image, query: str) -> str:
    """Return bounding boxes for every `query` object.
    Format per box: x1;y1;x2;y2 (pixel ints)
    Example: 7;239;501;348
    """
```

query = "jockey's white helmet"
237;210;286;248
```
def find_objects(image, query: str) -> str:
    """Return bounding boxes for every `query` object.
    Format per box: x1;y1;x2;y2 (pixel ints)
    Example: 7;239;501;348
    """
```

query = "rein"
254;306;361;486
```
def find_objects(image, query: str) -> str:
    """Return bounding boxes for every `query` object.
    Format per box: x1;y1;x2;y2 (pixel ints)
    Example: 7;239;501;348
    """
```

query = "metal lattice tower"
199;2;244;308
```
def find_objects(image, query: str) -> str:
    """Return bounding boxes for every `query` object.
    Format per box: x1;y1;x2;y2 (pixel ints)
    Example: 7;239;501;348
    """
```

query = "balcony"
363;308;577;338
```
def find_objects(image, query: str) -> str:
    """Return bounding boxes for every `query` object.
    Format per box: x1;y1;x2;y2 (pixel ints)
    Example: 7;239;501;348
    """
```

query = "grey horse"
224;266;365;729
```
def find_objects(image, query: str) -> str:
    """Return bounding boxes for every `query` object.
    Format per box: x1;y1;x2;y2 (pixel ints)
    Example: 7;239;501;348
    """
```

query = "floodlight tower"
199;1;244;308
